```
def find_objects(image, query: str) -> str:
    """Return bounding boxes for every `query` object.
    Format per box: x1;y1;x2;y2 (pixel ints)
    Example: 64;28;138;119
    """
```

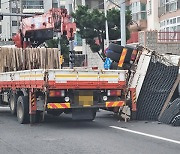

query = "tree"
72;6;132;59
45;35;69;64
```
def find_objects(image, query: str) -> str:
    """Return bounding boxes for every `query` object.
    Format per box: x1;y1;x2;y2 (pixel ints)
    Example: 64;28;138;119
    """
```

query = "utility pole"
120;0;126;46
58;0;61;51
82;0;87;67
104;0;109;47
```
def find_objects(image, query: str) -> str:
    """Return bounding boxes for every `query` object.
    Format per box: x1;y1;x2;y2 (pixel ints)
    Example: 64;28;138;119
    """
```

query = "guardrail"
157;31;180;43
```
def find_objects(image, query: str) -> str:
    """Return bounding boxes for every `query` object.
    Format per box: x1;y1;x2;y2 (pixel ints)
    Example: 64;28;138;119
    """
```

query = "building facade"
0;0;65;41
158;0;180;32
127;0;180;44
65;0;105;68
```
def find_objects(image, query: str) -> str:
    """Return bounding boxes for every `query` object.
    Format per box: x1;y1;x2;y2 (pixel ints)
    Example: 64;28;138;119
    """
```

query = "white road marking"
110;126;180;145
0;107;10;110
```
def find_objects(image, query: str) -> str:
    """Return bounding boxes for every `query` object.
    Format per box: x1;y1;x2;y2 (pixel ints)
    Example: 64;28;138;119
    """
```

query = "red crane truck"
0;8;131;124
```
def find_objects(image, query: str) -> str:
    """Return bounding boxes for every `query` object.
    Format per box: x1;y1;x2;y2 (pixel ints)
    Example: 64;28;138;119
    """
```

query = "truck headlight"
65;97;70;102
103;96;108;101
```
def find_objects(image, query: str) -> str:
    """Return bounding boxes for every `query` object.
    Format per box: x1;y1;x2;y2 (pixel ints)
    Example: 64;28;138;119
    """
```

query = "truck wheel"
89;111;96;121
108;43;124;53
17;96;29;124
9;92;18;115
110;62;118;70
171;114;180;126
0;93;3;105
106;50;120;62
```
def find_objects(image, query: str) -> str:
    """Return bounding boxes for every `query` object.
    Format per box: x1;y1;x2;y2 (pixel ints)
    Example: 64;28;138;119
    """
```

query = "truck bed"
0;69;127;89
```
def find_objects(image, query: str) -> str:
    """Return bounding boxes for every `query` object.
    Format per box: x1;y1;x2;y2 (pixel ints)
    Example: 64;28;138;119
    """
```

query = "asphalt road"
0;107;180;154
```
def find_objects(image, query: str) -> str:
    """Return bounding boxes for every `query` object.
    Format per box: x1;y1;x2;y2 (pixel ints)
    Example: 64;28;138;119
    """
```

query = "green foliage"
72;6;132;55
45;35;69;61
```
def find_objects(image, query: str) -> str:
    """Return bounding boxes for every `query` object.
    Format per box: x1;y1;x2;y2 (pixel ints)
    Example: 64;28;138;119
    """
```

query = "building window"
160;16;180;32
12;21;18;26
177;17;180;23
169;0;177;12
12;8;20;13
86;0;91;9
99;0;104;9
68;4;73;14
22;0;44;9
0;25;2;34
178;0;180;9
12;33;17;36
131;2;147;21
158;0;178;17
52;2;58;8
141;12;147;20
60;5;65;9
141;3;146;11
177;25;180;31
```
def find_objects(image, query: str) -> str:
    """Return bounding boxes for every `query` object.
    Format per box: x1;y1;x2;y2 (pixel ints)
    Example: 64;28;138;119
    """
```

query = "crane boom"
12;8;76;48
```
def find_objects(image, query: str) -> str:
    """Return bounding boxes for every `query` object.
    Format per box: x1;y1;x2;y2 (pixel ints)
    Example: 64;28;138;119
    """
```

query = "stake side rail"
0;69;128;90
0;69;45;89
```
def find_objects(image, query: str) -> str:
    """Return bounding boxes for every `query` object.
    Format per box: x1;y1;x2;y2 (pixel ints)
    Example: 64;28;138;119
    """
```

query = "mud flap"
72;108;96;120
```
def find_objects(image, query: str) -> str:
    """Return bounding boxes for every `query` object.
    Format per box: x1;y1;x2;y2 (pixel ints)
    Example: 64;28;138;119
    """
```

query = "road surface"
0;107;180;154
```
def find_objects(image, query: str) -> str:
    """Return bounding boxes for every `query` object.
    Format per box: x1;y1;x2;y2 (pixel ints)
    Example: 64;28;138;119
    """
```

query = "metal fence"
157;31;180;43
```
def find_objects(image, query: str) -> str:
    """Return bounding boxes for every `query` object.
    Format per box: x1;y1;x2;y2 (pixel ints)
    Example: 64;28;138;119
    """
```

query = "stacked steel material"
0;47;60;72
136;60;179;120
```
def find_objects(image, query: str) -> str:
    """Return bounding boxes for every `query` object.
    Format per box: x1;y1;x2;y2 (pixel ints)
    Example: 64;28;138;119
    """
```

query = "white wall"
147;0;160;31
44;0;52;12
1;0;11;40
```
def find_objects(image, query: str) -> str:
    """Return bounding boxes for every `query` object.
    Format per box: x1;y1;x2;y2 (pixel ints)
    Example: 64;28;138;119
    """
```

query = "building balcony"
23;9;44;14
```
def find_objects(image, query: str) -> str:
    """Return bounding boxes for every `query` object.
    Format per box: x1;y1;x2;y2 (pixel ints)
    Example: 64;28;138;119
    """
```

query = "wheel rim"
17;102;23;120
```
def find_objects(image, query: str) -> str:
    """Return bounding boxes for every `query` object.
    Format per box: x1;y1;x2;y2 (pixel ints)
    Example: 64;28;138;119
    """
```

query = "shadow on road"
0;108;118;129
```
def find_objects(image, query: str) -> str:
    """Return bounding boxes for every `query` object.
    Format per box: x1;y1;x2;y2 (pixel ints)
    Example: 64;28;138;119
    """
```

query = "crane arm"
12;8;76;48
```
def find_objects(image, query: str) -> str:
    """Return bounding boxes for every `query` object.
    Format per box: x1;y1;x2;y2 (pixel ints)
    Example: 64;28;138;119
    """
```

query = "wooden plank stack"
0;47;60;72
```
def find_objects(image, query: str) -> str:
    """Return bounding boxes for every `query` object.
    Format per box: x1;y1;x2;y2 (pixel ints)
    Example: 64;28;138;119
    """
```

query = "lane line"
0;107;10;109
110;126;180;145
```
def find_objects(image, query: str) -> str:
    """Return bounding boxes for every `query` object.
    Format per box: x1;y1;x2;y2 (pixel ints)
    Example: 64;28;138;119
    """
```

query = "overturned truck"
105;43;180;126
0;44;179;125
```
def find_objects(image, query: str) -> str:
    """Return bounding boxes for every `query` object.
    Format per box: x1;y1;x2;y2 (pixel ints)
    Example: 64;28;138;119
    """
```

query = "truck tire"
171;114;180;126
86;111;96;121
124;45;134;63
106;50;120;62
9;92;18;115
17;96;29;124
110;61;118;70
158;98;180;124
90;111;96;121
108;43;124;53
0;93;3;105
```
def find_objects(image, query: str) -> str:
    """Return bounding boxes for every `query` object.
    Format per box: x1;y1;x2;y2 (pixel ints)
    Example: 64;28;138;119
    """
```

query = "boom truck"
0;8;133;124
1;8;173;125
